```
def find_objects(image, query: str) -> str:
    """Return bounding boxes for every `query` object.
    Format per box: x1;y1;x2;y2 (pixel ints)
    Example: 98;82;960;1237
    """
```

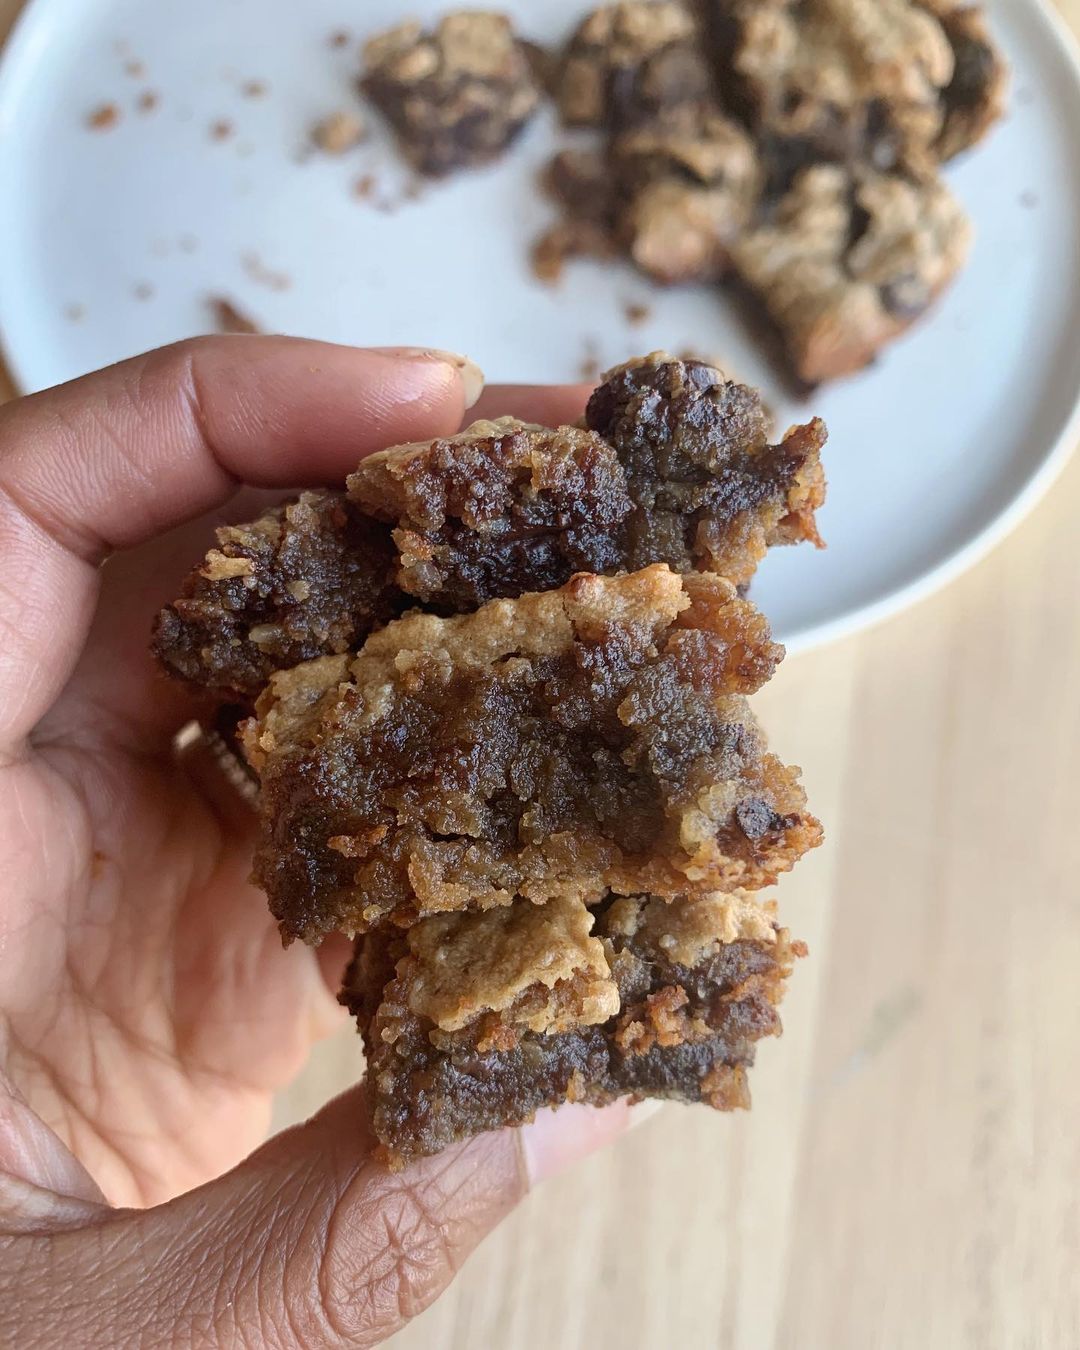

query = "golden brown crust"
402;895;619;1034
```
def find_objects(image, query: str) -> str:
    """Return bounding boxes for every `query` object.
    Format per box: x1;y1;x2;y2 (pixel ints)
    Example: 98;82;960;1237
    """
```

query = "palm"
0;517;341;1210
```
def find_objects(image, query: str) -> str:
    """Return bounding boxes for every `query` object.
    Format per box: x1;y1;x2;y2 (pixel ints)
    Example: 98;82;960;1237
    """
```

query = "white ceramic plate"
0;0;1078;652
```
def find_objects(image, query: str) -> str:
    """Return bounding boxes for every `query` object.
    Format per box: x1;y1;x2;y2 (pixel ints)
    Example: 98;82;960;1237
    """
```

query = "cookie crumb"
133;281;154;301
624;301;651;326
124;59;146;79
86;103;120;131
531;229;566;285
329;29;351;49
242;80;268;99
210;296;262;334
64;303;85;322
210;119;234;142
544;225;614;285
312;109;367;154
579;339;601;382
137;90;159;113
241;252;291;292
352;174;377;200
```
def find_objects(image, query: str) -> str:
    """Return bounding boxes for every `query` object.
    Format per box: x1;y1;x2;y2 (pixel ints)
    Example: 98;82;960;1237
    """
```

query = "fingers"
41;379;598;753
2;1087;630;1348
0;338;474;753
0;1082;109;1223
470;382;592;428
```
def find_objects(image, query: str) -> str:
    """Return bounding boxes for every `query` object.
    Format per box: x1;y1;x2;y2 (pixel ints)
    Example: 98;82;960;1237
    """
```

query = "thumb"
2;1087;631;1348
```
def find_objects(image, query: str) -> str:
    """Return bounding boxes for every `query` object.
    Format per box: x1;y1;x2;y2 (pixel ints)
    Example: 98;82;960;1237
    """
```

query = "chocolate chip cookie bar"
361;12;543;175
730;163;972;384
550;2;761;285
342;889;804;1165
154;353;827;1162
154;356;825;699
242;565;820;942
153;493;400;702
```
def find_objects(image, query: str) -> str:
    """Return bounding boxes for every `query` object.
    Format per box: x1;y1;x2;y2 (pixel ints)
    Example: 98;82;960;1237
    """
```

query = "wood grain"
2;1;1077;1345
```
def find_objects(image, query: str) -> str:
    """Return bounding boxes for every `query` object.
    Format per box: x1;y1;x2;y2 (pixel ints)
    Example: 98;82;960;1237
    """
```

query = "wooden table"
3;3;1078;1345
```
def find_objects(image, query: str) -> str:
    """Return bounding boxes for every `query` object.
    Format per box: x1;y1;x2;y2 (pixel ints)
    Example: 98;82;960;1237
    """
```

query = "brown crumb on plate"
312;109;368;154
531;220;615;286
579;338;602;381
137;90;159;113
241;252;290;292
86;103;120;131
210;118;234;142
624;301;651;325
329;29;351;49
242;80;268;99
210;296;262;335
133;281;154;301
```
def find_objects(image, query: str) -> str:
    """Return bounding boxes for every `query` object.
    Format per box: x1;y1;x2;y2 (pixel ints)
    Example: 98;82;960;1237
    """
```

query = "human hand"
0;338;630;1347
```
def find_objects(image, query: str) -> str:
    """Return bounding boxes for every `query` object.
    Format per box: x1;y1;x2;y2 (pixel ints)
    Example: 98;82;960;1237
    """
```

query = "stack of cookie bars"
157;353;833;1163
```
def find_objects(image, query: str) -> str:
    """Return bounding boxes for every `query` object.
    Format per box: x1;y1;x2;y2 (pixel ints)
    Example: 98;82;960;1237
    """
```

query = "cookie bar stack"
156;354;826;1164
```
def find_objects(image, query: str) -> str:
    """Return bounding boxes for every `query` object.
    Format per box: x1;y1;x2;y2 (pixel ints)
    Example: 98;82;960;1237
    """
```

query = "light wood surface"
2;3;1078;1346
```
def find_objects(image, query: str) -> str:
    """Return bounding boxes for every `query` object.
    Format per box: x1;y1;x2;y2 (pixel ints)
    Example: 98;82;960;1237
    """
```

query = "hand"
0;338;630;1347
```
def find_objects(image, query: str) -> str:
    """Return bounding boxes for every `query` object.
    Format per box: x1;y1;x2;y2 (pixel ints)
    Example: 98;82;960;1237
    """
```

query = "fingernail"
374;346;485;409
519;1100;632;1187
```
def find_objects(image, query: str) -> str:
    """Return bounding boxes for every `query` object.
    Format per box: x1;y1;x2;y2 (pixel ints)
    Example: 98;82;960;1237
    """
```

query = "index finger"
0;337;474;753
45;378;600;754
470;383;592;427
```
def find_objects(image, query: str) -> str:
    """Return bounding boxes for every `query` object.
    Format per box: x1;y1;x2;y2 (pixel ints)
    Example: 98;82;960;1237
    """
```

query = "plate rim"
0;0;1078;658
